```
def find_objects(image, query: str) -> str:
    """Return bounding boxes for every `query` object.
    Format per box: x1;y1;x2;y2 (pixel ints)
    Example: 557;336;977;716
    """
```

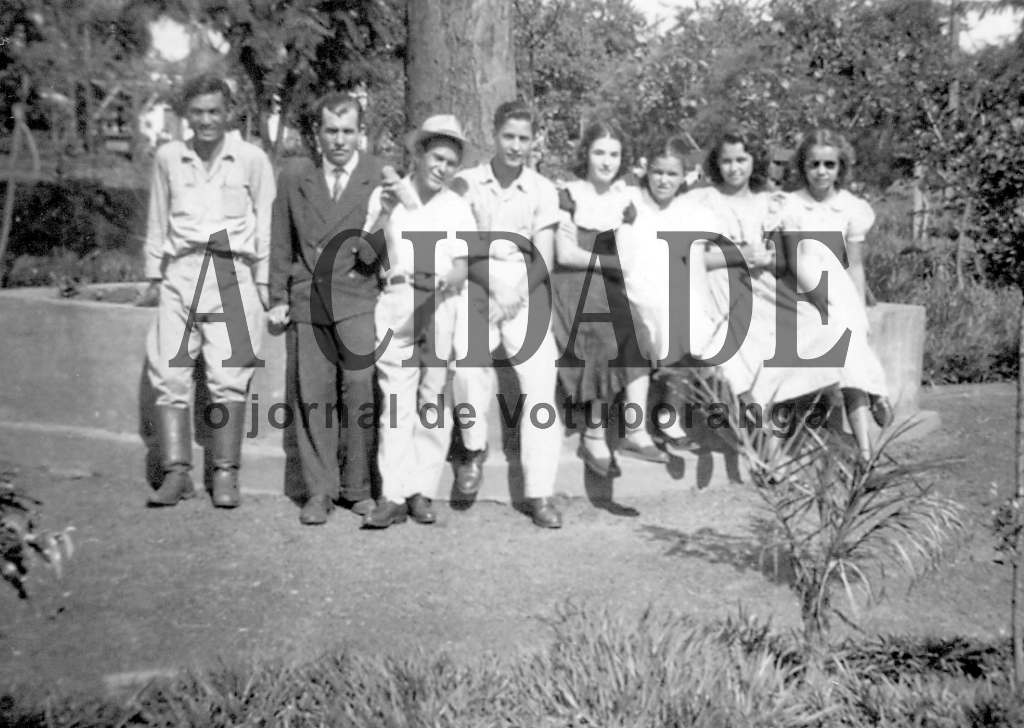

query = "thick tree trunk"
405;0;516;167
1014;298;1024;689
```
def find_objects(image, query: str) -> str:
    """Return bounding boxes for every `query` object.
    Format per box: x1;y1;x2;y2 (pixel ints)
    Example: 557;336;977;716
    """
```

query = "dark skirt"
551;252;652;405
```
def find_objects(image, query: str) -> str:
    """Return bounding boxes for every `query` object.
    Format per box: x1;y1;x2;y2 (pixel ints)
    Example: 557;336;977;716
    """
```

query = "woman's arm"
555;211;621;271
846;238;866;303
701;239;774;272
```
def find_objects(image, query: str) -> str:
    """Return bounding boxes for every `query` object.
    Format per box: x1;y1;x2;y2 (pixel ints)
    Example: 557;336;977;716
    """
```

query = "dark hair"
792;128;856;189
307;91;364;129
298;92;363;155
493;100;538;134
177;74;232;114
703;129;769;192
572;119;629;182
640;136;691;198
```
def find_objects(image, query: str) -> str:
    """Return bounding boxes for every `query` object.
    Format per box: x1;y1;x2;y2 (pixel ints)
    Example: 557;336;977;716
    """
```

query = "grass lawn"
0;383;1019;724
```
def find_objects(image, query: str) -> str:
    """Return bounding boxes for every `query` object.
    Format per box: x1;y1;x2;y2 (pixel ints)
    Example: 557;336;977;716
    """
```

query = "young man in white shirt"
450;101;563;529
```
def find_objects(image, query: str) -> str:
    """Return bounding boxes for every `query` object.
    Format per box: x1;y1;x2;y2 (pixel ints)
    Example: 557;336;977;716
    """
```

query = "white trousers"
451;290;561;499
375;284;459;504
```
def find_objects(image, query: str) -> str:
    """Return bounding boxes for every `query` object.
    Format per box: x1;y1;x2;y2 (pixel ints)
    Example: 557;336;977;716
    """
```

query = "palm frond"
681;371;967;644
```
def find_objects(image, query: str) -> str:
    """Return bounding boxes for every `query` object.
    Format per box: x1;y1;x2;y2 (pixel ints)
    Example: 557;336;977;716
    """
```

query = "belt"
383;274;409;287
180;246;236;259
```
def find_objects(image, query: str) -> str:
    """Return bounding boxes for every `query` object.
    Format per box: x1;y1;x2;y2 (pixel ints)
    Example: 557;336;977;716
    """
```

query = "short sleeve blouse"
781;189;876;244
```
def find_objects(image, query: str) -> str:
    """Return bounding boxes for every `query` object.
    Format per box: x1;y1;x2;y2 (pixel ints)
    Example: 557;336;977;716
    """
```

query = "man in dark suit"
268;92;384;525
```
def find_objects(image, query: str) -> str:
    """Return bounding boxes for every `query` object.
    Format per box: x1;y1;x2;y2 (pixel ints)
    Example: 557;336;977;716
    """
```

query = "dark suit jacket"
269;153;385;324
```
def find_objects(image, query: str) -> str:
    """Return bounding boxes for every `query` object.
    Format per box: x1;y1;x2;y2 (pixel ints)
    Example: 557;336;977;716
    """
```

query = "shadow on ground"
641;522;797;587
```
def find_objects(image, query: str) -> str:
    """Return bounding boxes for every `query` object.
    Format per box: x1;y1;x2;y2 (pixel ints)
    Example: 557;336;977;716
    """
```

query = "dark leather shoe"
870;395;894;428
300;494;334;525
148;469;195;507
654;431;699;457
408;494;436;524
578;440;615;478
349;498;375;517
362;500;408;529
530;498;563;529
455;448;487;495
618;437;670;463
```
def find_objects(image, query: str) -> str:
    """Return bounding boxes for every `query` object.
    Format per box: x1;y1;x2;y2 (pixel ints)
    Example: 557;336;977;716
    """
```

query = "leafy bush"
5;249;144;289
0;471;73;600
866;243;1020;383
0;180;146;262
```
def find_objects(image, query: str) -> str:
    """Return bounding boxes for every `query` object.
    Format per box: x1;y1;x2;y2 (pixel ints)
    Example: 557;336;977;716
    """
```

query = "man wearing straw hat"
361;114;477;529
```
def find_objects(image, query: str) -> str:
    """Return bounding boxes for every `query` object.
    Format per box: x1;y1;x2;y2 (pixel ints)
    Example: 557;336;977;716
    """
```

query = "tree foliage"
122;0;404;155
513;0;963;179
513;0;648;158
1;0;151;151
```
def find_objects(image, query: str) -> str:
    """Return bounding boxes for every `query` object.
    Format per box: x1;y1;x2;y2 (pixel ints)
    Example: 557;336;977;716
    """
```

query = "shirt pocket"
222;183;251;218
170;177;203;217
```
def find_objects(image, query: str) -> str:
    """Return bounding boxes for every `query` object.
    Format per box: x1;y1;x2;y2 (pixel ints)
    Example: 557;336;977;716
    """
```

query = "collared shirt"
323;150;360;200
454;162;560;261
454;162;559;288
144;131;276;283
365;180;475;280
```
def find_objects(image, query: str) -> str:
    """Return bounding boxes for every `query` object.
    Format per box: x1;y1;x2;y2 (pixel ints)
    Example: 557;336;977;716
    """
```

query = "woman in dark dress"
551;120;666;478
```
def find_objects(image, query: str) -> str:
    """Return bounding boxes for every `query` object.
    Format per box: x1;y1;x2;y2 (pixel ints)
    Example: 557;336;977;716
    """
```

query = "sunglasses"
806;160;838;170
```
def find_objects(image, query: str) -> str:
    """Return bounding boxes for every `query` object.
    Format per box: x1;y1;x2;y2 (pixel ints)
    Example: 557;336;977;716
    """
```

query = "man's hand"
135;280;160;307
741;244;776;273
411;271;436;291
268;303;290;327
489;280;522;321
256;283;270;311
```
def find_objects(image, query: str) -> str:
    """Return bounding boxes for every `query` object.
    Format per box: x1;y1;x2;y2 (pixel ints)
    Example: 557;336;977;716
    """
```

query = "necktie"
331;168;346;201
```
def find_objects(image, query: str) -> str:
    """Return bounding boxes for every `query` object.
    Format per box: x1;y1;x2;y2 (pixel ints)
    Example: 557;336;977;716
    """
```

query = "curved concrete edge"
0;408;939;506
0;418;746;504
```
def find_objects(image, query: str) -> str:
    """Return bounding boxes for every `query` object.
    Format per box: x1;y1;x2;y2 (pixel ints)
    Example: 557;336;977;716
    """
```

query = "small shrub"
0;472;74;600
78;249;144;284
683;375;967;651
5;250;145;289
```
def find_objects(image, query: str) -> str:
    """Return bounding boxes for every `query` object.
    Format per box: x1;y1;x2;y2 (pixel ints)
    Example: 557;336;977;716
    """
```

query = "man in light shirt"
450;100;563;529
143;74;275;509
268;92;385;526
360;115;474;529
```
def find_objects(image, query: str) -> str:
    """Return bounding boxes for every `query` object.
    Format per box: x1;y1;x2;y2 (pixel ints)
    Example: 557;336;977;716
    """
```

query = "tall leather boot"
210;401;246;508
148;405;195;507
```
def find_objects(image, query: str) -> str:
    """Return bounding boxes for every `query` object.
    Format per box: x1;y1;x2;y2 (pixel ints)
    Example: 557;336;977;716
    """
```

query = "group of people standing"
141;72;892;532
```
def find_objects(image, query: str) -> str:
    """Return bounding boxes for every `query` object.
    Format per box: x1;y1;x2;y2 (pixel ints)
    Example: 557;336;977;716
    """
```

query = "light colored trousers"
375;284;460;504
451;291;561;499
146;254;264;407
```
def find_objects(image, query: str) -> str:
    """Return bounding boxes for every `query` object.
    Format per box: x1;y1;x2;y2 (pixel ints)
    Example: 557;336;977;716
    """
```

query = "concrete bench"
0;285;938;503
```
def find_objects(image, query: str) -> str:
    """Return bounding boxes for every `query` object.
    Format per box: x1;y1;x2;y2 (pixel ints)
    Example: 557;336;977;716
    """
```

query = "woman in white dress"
685;130;843;413
780;129;893;459
621;137;700;454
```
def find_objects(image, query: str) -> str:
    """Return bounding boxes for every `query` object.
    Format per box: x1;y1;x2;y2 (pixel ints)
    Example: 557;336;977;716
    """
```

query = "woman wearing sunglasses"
779;128;893;460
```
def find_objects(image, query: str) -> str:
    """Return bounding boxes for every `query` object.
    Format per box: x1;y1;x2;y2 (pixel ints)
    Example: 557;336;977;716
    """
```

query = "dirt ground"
0;383;1014;695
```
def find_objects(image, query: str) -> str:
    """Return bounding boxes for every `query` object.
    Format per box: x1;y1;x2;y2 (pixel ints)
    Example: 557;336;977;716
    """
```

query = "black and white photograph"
2;0;1024;724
